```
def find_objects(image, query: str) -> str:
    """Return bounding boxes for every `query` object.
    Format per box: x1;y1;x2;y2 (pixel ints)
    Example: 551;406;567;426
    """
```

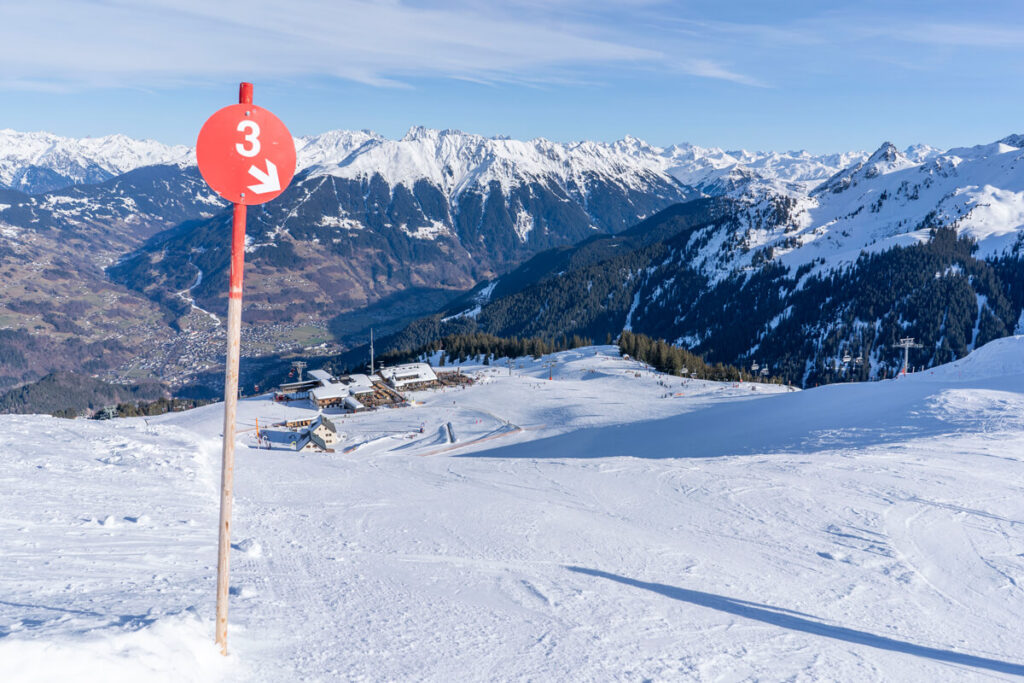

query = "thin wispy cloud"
871;22;1024;48
4;1;1021;152
0;0;759;90
677;59;768;88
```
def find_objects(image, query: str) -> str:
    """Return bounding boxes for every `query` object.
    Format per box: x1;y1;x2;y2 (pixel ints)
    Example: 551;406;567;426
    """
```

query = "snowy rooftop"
307;369;333;383
379;362;438;386
309;383;349;401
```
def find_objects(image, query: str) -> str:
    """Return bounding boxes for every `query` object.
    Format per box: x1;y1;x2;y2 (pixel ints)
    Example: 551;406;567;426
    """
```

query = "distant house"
289;413;339;452
306;370;381;410
277;368;334;401
310;382;349;409
378;362;438;390
308;414;338;446
294;430;334;453
278;363;411;411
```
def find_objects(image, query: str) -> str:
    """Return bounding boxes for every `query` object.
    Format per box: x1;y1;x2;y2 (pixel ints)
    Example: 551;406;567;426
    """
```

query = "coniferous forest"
354;201;1023;389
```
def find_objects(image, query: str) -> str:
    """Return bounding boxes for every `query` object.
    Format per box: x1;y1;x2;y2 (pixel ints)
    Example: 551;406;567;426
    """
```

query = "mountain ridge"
3;125;873;197
2;126;1024;396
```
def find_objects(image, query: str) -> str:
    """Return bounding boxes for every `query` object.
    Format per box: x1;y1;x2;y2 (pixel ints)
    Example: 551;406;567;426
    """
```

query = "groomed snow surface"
3;341;1024;681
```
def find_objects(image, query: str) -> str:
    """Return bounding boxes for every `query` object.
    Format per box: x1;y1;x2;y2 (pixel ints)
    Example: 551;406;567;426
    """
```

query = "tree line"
618;330;779;383
329;331;597;374
90;396;215;419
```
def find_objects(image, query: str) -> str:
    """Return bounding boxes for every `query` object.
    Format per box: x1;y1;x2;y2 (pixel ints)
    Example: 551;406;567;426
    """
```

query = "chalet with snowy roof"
294;431;334;453
306;372;380;410
286;413;339;452
308;414;338;446
309;382;349;409
340;374;375;394
378;362;439;390
277;368;339;399
343;395;368;412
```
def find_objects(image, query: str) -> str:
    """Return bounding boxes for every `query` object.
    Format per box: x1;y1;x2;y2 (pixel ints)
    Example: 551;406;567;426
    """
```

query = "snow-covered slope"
0;129;189;194
799;138;1024;261
3;340;1024;680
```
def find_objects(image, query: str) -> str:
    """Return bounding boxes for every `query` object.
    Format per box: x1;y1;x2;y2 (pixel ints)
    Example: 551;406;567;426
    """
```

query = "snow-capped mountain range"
688;134;1024;282
3;125;1024;391
7;125;1022;276
2;125;867;198
12;124;1023;274
294;126;871;199
0;129;190;194
386;133;1024;387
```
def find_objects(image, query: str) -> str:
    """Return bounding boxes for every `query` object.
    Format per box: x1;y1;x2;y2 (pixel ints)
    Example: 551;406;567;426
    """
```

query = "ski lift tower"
290;360;307;382
369;328;375;376
543;359;558;380
895;337;923;375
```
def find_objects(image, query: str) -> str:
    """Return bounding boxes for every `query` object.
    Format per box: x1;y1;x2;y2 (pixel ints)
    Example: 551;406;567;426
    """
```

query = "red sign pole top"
196;83;296;206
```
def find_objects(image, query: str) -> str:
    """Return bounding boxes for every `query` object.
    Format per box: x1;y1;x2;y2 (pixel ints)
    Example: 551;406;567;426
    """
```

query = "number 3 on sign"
236;120;261;157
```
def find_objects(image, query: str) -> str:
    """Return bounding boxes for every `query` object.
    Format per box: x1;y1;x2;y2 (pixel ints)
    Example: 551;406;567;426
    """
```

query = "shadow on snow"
458;377;1024;460
566;567;1024;676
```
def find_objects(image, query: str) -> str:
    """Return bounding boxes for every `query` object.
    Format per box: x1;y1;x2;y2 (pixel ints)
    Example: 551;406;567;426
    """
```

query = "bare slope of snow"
3;341;1024;680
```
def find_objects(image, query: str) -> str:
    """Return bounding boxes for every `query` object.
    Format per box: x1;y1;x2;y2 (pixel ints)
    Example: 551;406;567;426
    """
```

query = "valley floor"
2;345;1024;681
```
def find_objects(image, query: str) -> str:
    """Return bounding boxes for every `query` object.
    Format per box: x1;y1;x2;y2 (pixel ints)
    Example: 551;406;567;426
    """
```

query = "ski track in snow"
3;344;1024;680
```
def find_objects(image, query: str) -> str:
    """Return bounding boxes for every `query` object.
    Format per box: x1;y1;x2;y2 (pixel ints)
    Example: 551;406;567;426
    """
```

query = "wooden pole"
215;81;252;657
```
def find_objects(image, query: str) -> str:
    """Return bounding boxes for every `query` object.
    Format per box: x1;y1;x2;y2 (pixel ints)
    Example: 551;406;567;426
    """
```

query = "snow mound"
916;335;1024;382
233;538;262;557
0;610;232;683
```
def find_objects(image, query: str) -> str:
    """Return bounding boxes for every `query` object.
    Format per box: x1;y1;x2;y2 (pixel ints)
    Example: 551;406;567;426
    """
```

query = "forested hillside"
0;373;168;417
361;202;1024;387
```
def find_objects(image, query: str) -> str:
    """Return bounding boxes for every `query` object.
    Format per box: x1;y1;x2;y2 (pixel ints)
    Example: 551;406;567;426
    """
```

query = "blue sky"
2;0;1023;152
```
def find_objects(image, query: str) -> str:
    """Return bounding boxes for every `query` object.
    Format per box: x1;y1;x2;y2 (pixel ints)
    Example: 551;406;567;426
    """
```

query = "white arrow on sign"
247;159;280;194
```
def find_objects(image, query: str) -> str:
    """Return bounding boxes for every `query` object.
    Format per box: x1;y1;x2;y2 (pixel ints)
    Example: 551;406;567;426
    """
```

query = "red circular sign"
196;104;296;205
